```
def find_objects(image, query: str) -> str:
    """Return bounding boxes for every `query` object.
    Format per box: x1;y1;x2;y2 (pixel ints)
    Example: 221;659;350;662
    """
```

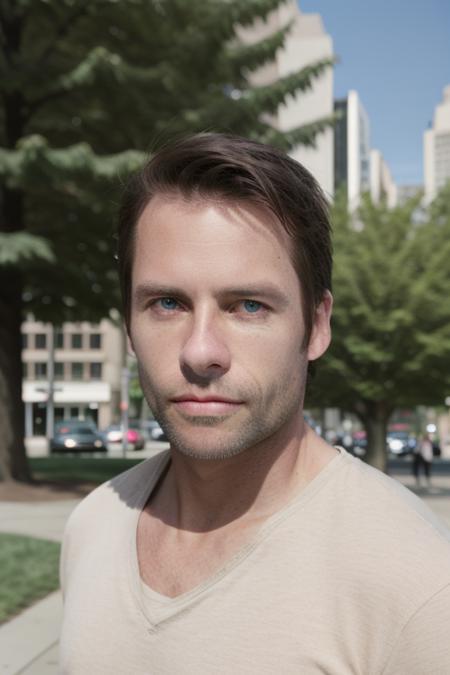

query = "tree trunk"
0;12;30;481
362;401;391;473
0;266;30;481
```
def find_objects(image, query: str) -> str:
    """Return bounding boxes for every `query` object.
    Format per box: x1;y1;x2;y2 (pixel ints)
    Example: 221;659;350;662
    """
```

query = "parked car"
50;420;107;453
146;420;168;442
386;431;416;456
102;423;145;450
351;431;367;457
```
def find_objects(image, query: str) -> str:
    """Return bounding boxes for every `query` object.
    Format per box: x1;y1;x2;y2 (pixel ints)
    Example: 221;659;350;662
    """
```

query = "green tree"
307;186;450;472
0;0;335;481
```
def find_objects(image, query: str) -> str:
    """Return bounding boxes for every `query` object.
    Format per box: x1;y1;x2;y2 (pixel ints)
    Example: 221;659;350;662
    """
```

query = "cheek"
237;326;304;383
131;332;179;389
131;317;178;358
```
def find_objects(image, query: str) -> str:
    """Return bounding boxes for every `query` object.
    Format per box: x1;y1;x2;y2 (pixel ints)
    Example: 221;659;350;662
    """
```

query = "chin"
165;426;252;461
175;445;246;461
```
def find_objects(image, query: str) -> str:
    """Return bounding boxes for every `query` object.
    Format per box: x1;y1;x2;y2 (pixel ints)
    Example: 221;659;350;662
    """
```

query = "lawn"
0;458;144;623
29;456;142;485
0;533;61;623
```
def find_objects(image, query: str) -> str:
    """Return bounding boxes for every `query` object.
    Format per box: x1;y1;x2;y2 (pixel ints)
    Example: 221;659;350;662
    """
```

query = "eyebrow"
221;284;291;307
133;283;190;308
133;282;291;308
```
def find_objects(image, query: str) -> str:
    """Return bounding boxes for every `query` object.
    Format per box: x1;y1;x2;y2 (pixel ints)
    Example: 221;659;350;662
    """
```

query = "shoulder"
339;453;450;524
321;452;450;668
329;450;450;596
382;582;450;674
60;449;170;593
338;449;450;543
63;449;170;540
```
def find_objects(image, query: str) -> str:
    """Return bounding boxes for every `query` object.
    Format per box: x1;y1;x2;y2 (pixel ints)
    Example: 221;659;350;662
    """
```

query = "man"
60;134;450;673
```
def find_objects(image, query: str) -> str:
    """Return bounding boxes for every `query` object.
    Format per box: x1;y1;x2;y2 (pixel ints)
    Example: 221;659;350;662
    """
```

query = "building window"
55;330;64;349
35;333;47;349
89;333;102;349
54;362;64;380
35;362;47;380
71;363;84;380
71;333;83;349
89;362;102;379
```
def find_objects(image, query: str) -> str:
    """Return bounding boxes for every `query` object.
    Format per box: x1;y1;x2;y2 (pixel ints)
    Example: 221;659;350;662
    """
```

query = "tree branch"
33;0;91;71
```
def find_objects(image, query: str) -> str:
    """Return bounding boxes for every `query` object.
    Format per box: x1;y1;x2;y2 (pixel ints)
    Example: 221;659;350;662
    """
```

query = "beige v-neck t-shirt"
60;448;450;674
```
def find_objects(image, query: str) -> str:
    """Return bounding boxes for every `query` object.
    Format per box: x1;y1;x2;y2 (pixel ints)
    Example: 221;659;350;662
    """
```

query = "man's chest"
61;513;395;675
136;508;261;598
61;550;377;675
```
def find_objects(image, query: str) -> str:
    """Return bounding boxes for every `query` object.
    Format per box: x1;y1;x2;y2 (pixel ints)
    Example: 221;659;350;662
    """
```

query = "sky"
298;0;450;186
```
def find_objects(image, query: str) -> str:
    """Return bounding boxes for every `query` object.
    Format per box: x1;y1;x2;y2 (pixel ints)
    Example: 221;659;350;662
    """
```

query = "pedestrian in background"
413;433;434;486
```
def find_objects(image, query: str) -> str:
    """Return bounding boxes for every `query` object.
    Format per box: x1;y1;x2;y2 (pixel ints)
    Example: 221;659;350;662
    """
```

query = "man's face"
129;194;331;460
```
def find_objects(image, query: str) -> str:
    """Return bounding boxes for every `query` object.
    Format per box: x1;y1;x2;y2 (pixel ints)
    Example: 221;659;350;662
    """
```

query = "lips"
171;394;243;415
172;395;241;403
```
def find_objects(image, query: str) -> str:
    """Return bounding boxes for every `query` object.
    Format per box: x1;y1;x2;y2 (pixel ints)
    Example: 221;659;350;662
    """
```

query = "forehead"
132;194;298;290
131;194;302;307
134;192;295;262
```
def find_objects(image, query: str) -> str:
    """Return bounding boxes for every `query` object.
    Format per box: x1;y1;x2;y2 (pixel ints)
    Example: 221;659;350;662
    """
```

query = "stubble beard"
137;363;306;461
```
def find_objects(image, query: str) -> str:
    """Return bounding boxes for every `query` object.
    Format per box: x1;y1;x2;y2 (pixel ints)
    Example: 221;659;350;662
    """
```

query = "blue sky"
298;0;450;186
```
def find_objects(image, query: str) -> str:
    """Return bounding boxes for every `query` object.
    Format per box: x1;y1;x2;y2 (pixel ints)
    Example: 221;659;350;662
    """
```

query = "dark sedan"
50;420;107;453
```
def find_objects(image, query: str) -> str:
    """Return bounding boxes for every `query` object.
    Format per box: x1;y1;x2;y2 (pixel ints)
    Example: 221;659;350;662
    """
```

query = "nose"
180;309;231;382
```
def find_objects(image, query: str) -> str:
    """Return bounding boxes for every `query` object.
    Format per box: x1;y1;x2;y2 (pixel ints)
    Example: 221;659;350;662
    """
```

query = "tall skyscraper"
370;149;398;208
424;85;450;203
334;91;397;209
334;90;371;210
239;1;334;196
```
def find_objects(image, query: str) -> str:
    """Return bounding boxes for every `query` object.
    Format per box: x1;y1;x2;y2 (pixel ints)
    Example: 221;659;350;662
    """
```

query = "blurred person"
60;134;450;674
413;432;434;486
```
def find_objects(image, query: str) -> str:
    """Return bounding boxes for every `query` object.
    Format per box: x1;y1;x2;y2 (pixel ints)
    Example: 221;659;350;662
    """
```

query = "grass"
0;459;144;624
0;533;61;624
29;456;142;485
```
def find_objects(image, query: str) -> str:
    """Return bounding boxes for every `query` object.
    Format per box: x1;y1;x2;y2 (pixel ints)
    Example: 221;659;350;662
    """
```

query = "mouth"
170;395;243;416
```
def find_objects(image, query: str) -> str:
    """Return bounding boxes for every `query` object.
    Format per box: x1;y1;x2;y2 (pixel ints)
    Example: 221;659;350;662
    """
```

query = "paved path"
0;593;61;675
1;470;450;674
0;500;78;675
0;500;80;542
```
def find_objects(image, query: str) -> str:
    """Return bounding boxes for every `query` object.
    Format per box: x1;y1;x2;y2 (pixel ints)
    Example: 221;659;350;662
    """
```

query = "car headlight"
64;439;76;448
94;440;102;448
389;439;403;451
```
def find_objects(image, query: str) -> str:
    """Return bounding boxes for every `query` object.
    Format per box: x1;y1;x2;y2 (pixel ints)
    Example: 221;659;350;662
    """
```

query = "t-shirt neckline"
128;446;347;626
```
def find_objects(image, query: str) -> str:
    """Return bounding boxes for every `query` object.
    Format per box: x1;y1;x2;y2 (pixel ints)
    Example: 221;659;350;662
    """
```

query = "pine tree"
0;0;334;480
307;186;450;471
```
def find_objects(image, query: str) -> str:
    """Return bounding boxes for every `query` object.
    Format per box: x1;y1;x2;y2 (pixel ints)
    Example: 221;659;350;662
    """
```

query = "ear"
307;290;333;362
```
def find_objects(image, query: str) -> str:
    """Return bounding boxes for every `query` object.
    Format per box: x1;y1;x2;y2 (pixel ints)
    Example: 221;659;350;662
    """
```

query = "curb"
0;591;62;674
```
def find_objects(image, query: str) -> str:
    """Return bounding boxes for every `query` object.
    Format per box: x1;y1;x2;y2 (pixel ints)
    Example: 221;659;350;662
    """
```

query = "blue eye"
159;297;178;310
243;300;262;313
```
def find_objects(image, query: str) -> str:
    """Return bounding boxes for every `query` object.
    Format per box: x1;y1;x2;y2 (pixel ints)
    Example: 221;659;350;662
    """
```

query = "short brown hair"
117;133;332;346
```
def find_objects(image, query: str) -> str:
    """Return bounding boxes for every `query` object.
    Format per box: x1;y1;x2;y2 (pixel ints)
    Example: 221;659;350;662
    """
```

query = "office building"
424;85;450;203
370;149;398;208
335;91;397;209
239;1;334;196
396;184;422;206
22;318;123;436
334;90;371;210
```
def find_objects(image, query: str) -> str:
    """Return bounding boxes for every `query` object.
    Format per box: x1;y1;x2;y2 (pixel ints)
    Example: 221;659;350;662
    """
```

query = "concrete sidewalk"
1;471;450;674
0;593;61;675
0;499;80;542
0;499;78;675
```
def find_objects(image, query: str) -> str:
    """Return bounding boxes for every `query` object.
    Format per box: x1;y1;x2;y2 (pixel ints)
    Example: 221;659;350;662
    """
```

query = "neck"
154;418;337;533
